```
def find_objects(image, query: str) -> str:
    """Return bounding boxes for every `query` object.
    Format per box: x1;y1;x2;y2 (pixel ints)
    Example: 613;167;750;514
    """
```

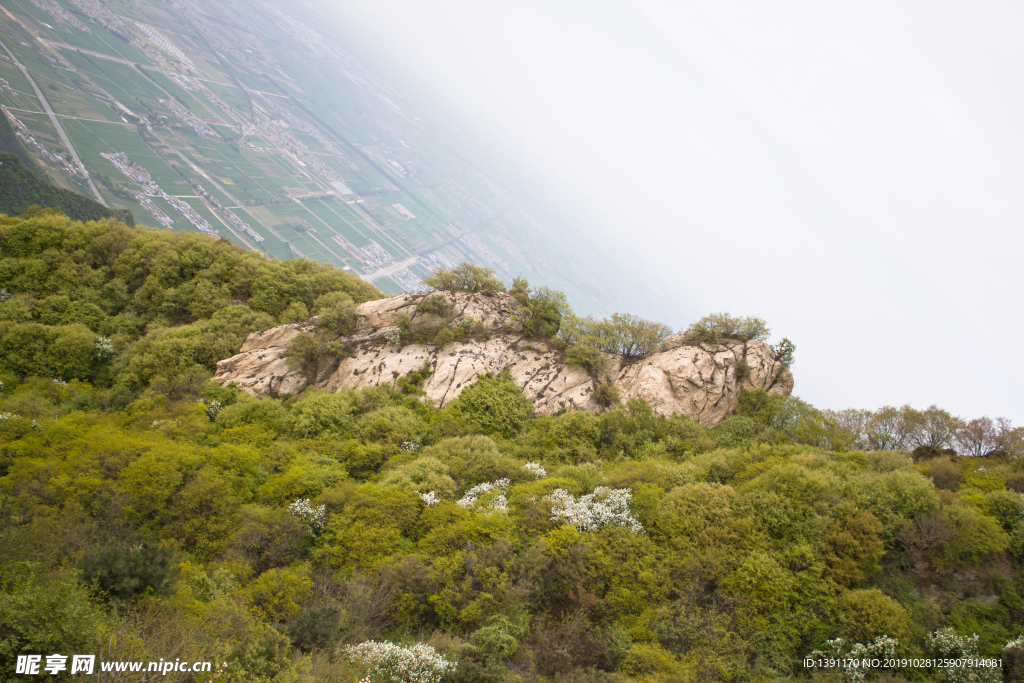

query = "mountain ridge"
214;290;794;425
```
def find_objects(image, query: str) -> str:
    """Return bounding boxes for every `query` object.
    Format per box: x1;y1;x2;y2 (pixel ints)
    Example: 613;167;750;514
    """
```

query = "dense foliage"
3;214;1024;683
424;263;506;296
0;212;380;395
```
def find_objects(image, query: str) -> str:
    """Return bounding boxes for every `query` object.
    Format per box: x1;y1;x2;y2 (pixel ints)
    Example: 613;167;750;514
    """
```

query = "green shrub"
593;382;620;408
279;301;310;324
517;284;569;339
288;605;342;652
416;293;454;318
316;300;356;335
449;370;532;439
0;564;105;679
284;330;329;375
565;343;608;375
434;326;455;351
735;358;752;381
396;361;433;395
78;540;178;601
773;337;796;367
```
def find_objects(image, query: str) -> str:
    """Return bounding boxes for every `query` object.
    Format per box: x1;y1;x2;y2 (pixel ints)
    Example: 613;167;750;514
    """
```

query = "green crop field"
203;81;249;117
62;117;190;194
373;277;404;296
141;71;221;122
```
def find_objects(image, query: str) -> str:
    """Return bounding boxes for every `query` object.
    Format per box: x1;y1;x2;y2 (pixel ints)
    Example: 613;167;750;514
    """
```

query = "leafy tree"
689;312;771;344
835;589;910;643
423;263;505;295
561;313;672;359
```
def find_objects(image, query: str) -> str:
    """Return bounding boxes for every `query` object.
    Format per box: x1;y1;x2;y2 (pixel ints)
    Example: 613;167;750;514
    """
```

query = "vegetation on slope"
0;211;380;398
0;154;134;226
2;215;1024;683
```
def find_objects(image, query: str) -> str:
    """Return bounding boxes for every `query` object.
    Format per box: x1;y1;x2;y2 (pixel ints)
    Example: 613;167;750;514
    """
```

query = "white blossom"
51;378;67;386
456;481;507;507
928;628;1000;683
0;412;20;424
382;326;401;346
808;636;899;683
419;491;440;506
457;479;510;512
342;640;456;683
400;440;421;453
1005;635;1024;651
288;498;326;535
523;462;546;479
546;487;644;534
94;336;114;360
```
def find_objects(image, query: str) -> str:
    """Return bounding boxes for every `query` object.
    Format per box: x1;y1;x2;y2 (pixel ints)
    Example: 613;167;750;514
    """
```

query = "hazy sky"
320;1;1024;422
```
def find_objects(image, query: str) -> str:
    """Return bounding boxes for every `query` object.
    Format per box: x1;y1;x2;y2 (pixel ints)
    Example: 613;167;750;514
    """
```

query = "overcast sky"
319;0;1024;422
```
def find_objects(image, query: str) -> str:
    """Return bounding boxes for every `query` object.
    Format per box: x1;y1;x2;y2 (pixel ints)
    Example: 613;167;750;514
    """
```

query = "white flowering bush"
342;640;456;683
0;412;20;425
94;336;115;360
51;378;67;386
523;462;546;479
287;498;326;535
927;628;1000;683
546;487;644;534
419;491;440;506
457;479;510;513
807;636;899;683
383;327;401;346
400;440;421;453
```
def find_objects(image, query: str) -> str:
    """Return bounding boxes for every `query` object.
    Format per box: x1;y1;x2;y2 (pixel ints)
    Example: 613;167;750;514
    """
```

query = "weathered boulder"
214;291;794;426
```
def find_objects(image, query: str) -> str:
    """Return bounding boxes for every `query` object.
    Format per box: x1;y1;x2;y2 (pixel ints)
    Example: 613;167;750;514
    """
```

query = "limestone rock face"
214;292;794;427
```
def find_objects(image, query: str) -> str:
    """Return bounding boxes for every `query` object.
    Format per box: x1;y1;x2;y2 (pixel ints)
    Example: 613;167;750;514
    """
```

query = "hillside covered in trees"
2;213;1024;683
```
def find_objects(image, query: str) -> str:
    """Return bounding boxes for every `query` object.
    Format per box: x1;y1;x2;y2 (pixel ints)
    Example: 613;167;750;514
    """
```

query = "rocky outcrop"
214;291;794;427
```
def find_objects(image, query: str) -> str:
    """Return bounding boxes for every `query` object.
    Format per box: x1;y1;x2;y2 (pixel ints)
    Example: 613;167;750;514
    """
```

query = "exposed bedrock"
214;291;794;426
